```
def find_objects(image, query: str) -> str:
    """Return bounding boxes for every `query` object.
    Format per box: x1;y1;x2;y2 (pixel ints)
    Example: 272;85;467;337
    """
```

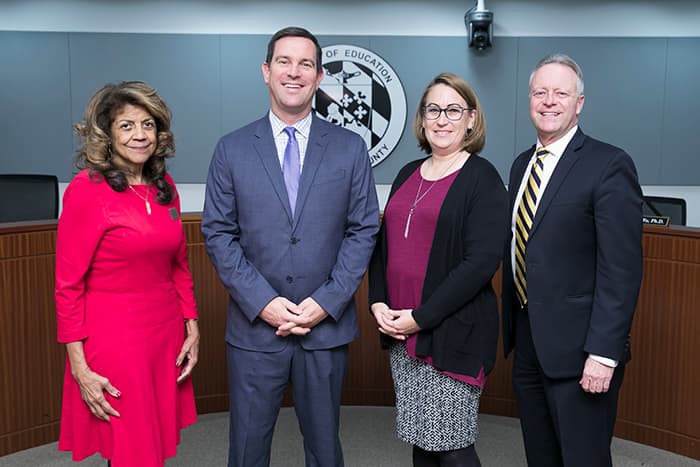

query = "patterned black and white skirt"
389;341;482;451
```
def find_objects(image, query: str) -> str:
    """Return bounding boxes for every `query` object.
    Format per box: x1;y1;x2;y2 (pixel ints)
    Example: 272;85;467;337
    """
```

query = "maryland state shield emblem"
315;45;407;167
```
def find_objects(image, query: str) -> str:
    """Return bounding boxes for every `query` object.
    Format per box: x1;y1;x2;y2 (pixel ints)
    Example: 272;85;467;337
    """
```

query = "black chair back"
642;195;687;226
0;174;59;222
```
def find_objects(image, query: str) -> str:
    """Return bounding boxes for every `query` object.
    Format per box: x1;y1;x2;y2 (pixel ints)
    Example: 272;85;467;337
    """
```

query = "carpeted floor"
1;407;698;466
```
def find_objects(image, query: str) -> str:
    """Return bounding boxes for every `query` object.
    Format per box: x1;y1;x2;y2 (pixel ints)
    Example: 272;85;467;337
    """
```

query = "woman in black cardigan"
369;73;508;467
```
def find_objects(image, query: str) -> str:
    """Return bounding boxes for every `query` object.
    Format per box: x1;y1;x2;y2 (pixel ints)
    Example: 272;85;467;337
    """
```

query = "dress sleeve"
55;174;109;343
167;175;198;320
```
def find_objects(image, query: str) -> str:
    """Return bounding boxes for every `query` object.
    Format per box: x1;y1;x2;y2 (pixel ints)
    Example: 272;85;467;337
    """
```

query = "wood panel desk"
1;218;698;460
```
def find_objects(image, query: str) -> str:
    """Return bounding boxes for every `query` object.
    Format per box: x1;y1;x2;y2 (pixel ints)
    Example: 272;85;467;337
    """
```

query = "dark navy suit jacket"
502;128;643;378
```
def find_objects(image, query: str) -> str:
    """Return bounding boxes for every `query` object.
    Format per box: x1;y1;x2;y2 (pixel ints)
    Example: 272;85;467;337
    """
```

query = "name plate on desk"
643;215;670;226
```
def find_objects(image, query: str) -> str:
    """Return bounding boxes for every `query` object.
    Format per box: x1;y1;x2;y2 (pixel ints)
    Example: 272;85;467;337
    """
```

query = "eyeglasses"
422;105;473;121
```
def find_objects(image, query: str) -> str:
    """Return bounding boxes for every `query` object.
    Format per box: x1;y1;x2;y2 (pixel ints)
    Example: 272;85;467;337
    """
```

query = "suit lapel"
252;117;295;222
293;116;328;226
529;129;586;237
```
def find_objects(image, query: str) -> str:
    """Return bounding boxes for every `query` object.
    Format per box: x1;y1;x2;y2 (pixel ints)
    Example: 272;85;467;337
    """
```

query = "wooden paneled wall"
0;222;64;456
615;226;700;458
1;218;698;460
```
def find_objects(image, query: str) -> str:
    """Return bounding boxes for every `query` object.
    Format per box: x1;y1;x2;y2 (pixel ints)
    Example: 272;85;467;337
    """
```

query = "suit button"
291;237;299;244
286;276;293;283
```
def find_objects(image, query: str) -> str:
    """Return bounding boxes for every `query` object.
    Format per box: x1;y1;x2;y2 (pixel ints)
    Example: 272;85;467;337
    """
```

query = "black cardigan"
368;154;509;377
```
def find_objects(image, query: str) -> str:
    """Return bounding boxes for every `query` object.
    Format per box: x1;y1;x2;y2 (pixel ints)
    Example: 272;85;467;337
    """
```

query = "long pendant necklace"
128;184;152;215
404;178;434;238
404;153;464;238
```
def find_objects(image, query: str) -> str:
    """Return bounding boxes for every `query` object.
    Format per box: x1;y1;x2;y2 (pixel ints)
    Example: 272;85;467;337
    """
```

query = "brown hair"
413;72;486;155
265;26;322;72
74;81;174;203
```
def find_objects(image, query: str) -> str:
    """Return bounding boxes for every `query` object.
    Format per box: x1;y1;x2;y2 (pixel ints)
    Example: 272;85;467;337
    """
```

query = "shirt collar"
535;125;578;159
268;111;313;140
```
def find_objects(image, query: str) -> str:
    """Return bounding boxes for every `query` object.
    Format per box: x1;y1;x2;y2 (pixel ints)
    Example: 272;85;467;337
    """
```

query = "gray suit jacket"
202;113;379;351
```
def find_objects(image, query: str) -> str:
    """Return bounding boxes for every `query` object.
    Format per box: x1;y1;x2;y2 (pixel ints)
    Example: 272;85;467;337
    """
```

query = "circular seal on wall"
314;44;407;167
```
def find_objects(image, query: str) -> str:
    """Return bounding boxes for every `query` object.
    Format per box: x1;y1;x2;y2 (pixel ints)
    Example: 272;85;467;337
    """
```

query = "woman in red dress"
55;81;199;466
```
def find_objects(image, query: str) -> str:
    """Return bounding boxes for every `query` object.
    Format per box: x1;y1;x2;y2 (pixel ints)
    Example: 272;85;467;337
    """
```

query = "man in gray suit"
202;26;379;467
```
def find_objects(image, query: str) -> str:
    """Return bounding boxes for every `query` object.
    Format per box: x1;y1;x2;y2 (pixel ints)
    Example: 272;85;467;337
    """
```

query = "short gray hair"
529;53;584;96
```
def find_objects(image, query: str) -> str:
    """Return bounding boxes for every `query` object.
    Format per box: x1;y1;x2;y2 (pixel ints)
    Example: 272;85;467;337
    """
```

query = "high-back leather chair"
0;174;59;222
642;195;687;226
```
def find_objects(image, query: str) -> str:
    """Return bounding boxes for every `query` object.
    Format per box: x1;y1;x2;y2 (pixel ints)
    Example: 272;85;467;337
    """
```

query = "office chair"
0;174;59;222
642;195;687;226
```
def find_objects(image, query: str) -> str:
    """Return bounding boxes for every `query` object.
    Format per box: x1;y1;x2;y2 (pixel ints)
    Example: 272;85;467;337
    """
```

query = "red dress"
55;170;198;466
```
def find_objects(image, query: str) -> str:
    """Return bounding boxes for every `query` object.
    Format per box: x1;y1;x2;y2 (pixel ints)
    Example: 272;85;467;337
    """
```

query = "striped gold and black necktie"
514;147;550;307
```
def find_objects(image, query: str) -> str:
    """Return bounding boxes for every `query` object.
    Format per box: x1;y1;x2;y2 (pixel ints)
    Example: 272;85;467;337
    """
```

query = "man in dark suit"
501;54;643;467
201;27;379;467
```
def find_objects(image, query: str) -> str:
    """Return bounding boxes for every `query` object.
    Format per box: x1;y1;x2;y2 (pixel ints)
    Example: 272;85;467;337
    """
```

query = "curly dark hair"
74;81;175;204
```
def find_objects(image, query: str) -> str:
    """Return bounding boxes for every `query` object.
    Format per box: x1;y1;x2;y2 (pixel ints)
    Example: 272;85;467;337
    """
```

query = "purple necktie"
282;126;300;215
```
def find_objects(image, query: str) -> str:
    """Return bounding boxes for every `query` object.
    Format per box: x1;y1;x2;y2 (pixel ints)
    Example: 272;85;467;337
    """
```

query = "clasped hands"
371;302;420;339
260;296;328;336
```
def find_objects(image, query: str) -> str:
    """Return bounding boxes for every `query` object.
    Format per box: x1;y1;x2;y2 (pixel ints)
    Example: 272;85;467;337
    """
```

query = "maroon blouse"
385;166;485;387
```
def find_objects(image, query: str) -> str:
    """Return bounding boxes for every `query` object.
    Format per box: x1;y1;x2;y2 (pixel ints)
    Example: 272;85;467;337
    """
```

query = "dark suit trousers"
512;309;625;467
226;339;348;467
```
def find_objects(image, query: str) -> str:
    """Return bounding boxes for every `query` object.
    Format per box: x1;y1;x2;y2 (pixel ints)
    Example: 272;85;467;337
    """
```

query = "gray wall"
1;31;698;185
